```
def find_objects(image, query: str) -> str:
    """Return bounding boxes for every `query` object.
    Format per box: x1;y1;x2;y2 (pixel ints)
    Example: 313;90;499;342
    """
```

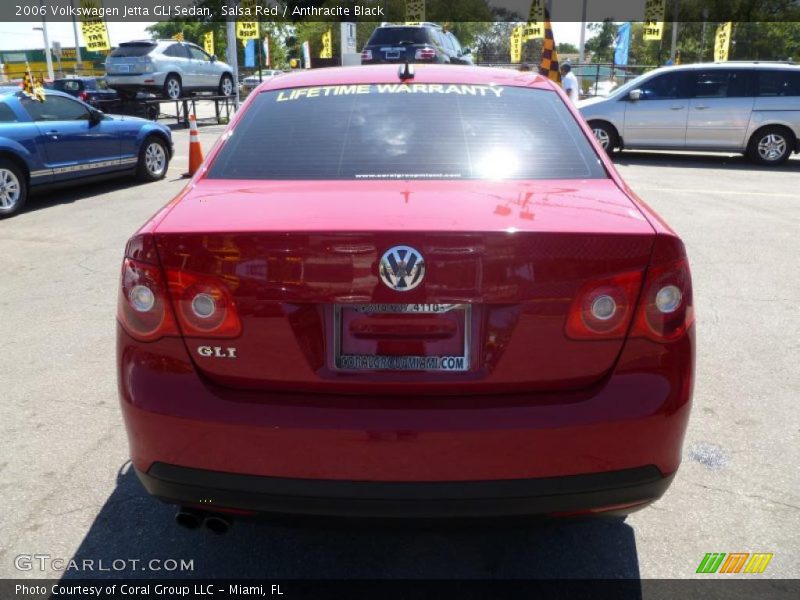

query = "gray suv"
579;62;800;165
106;40;235;100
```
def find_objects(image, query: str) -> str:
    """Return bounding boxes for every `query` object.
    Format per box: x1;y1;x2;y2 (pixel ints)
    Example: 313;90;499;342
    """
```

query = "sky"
0;21;587;52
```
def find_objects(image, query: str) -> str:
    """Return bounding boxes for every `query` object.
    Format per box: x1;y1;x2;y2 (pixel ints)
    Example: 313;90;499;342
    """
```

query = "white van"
578;62;800;165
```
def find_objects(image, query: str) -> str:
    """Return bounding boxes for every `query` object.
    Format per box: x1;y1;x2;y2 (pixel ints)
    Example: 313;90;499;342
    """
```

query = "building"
1;46;107;81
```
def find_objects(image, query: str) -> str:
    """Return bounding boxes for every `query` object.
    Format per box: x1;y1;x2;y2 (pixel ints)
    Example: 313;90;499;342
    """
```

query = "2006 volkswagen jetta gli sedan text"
117;65;695;521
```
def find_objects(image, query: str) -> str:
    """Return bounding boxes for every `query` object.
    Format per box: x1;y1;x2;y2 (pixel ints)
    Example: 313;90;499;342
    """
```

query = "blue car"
0;87;172;218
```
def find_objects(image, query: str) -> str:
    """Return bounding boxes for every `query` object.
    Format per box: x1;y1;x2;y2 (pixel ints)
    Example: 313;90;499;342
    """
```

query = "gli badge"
379;246;425;292
197;346;237;359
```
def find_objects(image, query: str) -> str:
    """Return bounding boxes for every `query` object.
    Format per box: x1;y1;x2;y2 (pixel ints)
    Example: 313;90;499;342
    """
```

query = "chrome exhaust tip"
203;514;232;535
175;507;203;530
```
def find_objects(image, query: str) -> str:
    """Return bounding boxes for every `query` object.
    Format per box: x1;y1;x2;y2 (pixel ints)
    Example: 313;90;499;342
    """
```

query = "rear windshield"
53;80;80;92
207;85;606;181
109;42;156;58
367;28;432;46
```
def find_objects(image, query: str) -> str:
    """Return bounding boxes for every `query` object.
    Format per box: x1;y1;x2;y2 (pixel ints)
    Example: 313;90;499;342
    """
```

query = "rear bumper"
118;324;693;514
138;463;672;518
106;73;167;90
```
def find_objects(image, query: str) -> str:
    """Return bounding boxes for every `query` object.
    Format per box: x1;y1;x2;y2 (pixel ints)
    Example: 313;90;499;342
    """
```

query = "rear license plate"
333;304;471;372
116;65;130;73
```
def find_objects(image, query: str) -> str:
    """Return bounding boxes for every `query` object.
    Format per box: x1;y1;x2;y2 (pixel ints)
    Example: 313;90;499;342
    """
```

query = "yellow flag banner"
236;0;259;40
320;29;333;59
203;31;214;56
643;0;665;41
714;22;732;62
524;0;545;40
22;63;46;102
538;17;561;84
79;0;110;52
405;0;425;25
510;25;524;64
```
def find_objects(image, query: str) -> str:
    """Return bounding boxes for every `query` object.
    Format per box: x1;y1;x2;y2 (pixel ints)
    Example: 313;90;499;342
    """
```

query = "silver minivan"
106;40;235;100
578;62;800;165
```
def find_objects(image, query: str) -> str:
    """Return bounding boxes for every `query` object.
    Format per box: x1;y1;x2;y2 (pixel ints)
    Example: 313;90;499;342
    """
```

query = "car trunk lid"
153;179;655;394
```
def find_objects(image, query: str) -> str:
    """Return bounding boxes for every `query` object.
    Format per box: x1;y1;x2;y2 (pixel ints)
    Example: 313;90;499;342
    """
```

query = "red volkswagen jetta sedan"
117;65;694;523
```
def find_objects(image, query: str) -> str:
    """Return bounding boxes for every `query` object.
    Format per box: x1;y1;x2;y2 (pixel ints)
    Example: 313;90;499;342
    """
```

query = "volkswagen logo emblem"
379;246;425;292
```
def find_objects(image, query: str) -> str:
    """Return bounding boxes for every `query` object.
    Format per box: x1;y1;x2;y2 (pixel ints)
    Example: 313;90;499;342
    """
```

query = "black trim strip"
138;463;673;518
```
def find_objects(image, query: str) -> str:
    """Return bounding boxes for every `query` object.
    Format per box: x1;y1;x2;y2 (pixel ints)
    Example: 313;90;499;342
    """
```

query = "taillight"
118;234;242;341
166;269;242;338
631;258;694;341
415;47;437;60
566;236;694;342
566;271;643;340
361;49;373;61
118;256;179;342
78;91;89;101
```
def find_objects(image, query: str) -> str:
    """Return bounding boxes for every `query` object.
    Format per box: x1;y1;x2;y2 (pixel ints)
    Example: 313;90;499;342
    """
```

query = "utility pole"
70;0;82;73
669;0;680;63
226;0;240;109
37;0;54;80
578;0;587;63
577;0;587;89
700;8;709;62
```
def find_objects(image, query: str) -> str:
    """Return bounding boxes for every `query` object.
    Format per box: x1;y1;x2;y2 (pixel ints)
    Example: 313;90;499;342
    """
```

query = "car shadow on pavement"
22;177;176;216
613;150;800;172
61;463;642;584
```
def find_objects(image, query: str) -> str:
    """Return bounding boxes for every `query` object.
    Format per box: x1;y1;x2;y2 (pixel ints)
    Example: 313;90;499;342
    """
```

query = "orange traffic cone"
185;113;204;177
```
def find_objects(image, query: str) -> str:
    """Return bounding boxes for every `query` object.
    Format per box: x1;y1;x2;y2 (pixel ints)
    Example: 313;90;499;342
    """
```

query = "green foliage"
728;22;800;61
557;42;579;54
583;18;800;66
584;20;617;63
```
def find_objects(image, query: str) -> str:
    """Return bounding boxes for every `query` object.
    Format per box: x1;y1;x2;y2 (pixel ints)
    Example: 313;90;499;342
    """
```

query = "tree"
584;20;617;63
557;42;579;54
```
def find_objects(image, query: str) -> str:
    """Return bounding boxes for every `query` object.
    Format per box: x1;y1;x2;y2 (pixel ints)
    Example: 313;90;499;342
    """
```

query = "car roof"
656;61;798;72
376;22;443;29
0;87;89;100
255;64;553;93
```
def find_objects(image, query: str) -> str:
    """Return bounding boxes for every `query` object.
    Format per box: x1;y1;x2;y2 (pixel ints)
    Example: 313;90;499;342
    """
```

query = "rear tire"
747;126;794;166
588;121;618;155
163;74;182;100
0;159;27;219
137;136;169;182
218;73;234;96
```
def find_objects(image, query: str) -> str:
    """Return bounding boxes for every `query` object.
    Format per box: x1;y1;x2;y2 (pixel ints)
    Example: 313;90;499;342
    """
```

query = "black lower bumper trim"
137;463;674;518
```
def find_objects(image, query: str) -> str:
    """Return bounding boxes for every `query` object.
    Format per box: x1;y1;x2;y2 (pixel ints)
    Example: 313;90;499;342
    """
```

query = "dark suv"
361;23;472;65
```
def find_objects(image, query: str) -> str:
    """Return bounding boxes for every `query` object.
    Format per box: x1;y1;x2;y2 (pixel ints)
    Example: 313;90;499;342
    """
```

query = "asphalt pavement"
0;125;798;581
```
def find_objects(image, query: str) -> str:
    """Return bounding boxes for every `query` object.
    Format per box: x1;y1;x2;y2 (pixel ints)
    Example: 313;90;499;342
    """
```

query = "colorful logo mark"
696;552;773;574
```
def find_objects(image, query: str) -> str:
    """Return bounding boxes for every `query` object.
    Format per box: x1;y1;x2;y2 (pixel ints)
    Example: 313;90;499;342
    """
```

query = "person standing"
560;62;579;103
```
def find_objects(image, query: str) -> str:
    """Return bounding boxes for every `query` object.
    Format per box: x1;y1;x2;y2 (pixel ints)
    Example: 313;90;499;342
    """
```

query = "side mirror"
89;109;103;125
210;54;217;62
461;47;471;56
628;89;642;101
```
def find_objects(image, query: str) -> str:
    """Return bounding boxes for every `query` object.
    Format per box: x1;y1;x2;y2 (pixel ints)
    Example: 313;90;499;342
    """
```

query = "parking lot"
0;123;798;580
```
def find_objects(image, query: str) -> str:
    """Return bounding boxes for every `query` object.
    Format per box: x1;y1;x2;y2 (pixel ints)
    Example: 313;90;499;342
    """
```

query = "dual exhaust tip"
175;507;231;534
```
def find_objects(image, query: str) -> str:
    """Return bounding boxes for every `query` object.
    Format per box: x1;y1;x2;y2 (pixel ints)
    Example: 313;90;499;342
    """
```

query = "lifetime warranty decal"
275;84;507;102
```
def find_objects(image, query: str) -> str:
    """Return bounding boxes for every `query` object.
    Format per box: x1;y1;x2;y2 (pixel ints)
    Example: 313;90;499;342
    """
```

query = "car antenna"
398;60;415;81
